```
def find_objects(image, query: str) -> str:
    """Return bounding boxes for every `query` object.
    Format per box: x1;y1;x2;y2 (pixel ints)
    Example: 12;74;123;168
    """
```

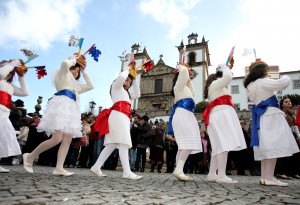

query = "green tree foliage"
281;94;300;106
195;101;209;113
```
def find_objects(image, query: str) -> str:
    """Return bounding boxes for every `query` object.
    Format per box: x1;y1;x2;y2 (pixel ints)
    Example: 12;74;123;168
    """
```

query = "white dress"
37;59;94;138
0;77;28;158
104;70;140;148
172;66;202;153
207;66;246;156
247;76;299;160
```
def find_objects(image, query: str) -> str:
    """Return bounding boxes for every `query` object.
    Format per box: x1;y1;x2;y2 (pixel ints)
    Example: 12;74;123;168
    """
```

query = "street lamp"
89;101;96;113
98;106;103;114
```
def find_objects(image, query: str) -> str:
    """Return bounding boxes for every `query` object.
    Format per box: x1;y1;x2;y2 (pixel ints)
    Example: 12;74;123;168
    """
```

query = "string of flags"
20;48;47;79
68;35;101;62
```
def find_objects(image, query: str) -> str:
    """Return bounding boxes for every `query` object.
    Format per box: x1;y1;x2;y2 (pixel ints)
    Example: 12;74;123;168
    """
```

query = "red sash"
202;95;234;128
94;101;131;136
0;90;12;109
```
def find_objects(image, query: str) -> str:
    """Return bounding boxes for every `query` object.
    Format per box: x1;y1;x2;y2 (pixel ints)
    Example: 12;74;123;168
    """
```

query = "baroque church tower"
176;33;211;103
120;33;211;120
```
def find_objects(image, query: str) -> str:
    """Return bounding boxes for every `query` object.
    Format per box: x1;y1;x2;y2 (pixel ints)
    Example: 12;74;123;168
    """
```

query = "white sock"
55;134;72;171
175;149;192;174
265;158;277;180
118;144;132;175
261;160;266;179
29;131;64;164
92;144;118;170
216;152;229;179
208;155;217;176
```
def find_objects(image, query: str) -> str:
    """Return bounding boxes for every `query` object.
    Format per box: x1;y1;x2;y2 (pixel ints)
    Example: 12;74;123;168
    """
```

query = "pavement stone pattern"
0;165;300;205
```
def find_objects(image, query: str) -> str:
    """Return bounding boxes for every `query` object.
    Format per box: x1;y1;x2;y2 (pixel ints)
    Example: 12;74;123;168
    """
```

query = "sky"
1;0;300;115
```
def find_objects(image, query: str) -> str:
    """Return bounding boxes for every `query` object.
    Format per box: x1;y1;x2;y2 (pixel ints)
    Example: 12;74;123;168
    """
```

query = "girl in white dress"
23;55;94;176
168;64;202;181
0;60;29;173
203;64;246;183
91;65;142;180
244;59;299;186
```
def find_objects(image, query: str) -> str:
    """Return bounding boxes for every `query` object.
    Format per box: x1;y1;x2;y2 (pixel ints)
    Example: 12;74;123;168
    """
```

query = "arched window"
188;52;196;66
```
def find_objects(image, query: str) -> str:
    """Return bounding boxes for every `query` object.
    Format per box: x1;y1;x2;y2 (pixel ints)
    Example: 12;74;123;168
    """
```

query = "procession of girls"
0;52;299;185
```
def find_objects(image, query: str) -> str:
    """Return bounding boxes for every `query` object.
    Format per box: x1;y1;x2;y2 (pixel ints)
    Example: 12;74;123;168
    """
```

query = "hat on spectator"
141;115;149;122
14;99;24;107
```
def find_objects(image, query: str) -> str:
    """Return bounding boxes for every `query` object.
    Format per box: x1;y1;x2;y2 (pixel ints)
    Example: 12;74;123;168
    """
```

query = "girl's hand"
77;55;86;70
15;59;28;77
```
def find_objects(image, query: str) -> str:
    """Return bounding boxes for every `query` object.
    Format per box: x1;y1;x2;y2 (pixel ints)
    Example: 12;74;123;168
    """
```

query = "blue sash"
250;95;279;147
167;98;195;135
54;89;76;101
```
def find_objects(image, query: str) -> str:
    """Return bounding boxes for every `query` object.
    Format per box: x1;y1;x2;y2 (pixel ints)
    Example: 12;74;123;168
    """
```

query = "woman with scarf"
244;59;299;186
0;60;28;173
23;55;94;176
168;64;202;181
203;64;246;183
91;64;142;180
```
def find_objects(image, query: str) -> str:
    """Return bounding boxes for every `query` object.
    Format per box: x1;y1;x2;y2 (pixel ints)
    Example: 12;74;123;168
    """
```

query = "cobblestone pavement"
0;165;300;205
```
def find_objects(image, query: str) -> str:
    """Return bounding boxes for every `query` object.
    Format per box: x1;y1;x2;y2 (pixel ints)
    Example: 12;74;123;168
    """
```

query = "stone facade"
137;55;174;118
134;33;211;120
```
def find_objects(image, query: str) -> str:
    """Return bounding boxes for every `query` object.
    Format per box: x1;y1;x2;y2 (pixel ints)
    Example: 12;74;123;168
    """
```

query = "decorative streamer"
27;66;47;79
226;46;235;66
83;44;101;62
20;48;46;79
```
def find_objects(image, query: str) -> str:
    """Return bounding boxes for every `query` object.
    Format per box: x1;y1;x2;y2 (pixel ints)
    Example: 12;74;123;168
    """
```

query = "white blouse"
174;65;194;103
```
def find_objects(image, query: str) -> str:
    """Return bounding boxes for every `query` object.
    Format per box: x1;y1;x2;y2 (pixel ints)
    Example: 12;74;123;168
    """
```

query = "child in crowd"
91;64;142;180
168;64;202;181
203;64;246;183
23;55;94;176
0;59;29;173
244;59;299;186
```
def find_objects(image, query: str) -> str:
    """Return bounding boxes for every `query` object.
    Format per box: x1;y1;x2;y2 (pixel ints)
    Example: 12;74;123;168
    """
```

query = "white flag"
242;48;253;56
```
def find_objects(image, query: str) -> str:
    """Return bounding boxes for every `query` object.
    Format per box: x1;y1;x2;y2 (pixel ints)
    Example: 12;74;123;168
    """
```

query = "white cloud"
0;0;90;50
210;0;300;74
138;0;202;39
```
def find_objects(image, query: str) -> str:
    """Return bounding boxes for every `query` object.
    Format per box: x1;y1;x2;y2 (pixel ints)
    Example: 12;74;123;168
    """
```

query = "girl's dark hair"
6;70;15;83
171;73;179;97
201;129;209;140
204;74;217;99
280;97;291;109
244;64;268;88
69;63;81;80
109;74;133;98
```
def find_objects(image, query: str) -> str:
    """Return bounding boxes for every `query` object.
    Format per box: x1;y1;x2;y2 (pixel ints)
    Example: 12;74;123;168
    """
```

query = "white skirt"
104;110;132;148
172;108;202;154
37;95;82;138
254;111;299;160
0;109;21;158
207;105;247;156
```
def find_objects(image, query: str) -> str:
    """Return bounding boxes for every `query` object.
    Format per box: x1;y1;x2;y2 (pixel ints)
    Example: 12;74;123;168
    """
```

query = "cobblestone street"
0;165;300;205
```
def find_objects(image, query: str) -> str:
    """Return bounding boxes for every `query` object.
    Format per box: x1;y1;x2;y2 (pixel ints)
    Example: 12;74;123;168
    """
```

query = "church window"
155;79;163;93
188;52;196;66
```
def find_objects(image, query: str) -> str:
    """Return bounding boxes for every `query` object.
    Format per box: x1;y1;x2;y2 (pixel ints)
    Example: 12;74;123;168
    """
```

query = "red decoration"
143;60;154;73
35;66;47;79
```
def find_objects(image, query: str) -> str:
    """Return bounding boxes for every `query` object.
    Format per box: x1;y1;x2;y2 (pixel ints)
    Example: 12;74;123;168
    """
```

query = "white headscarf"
0;60;21;80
